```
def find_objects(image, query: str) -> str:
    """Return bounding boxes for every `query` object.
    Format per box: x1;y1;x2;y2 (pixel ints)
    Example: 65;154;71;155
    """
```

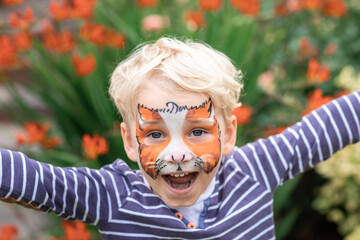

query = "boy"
0;37;359;239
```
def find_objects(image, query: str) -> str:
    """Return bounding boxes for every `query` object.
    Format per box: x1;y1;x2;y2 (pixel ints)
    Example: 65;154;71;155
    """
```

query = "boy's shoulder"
103;159;135;173
102;159;144;182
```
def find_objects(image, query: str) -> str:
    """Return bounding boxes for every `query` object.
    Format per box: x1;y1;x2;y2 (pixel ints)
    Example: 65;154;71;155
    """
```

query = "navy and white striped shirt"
1;91;359;239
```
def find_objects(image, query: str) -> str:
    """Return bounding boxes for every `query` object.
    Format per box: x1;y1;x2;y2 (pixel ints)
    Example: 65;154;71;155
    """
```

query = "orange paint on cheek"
138;138;171;178
136;106;170;179
183;118;221;173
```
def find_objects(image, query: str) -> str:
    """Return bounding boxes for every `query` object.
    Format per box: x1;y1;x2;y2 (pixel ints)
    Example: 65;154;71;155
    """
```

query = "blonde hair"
109;37;243;125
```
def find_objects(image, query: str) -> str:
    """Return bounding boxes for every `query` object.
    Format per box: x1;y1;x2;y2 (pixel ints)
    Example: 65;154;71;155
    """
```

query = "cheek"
138;140;170;178
136;125;171;178
183;123;221;173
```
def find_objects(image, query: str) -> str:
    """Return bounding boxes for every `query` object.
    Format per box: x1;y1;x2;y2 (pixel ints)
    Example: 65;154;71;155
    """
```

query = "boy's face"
121;81;237;207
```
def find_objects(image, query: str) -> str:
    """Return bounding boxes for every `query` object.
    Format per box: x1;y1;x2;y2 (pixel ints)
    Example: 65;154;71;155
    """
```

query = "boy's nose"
165;151;193;163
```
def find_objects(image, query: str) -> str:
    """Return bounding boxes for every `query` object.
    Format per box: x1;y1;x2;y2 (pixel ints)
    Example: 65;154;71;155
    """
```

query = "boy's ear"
222;115;237;156
120;122;137;162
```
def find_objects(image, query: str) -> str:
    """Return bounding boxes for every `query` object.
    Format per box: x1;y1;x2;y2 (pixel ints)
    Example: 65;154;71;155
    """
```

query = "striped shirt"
1;91;359;239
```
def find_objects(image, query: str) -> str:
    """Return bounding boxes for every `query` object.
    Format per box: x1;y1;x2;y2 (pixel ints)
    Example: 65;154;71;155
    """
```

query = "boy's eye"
149;132;163;139
191;129;204;137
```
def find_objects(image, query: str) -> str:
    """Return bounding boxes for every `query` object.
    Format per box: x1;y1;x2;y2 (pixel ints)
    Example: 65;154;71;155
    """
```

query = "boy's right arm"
233;90;360;192
0;149;129;226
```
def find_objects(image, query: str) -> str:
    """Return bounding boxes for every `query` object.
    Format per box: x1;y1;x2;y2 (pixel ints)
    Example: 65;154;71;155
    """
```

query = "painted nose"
165;151;193;163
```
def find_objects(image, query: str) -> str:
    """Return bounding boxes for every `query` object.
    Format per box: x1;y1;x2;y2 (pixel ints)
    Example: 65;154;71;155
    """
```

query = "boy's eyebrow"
139;119;165;125
185;118;214;125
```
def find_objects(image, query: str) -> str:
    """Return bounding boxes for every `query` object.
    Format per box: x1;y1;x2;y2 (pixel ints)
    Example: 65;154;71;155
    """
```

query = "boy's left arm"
234;90;360;192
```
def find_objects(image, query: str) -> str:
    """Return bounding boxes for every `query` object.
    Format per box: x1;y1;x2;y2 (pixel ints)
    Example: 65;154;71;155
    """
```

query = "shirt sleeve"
0;149;130;227
234;90;360;192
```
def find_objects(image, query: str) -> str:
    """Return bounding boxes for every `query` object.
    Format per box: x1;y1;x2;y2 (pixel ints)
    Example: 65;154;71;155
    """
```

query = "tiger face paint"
136;98;221;179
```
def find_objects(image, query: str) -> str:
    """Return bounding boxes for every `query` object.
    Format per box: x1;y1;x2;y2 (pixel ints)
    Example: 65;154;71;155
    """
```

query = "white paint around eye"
138;116;144;125
157;110;195;161
156;103;217;162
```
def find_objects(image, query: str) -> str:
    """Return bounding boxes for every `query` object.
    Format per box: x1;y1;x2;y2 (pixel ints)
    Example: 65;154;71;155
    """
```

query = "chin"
164;195;199;208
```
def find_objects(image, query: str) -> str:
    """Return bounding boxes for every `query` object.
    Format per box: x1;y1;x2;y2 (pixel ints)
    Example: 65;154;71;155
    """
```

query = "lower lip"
162;173;198;195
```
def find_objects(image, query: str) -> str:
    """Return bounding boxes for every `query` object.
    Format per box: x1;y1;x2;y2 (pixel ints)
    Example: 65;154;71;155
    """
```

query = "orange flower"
0;35;17;69
1;0;23;6
324;42;337;56
80;22;125;48
0;224;18;240
72;0;97;19
80;22;107;46
42;32;57;49
107;31;125;48
62;221;91;240
263;125;287;138
9;7;35;30
199;0;222;11
185;10;204;31
232;105;252;125
25;122;50;144
275;3;288;16
42;137;61;149
49;0;72;21
43;30;76;53
299;37;317;57
307;58;330;83
72;54;96;76
322;0;347;16
51;221;91;240
302;0;323;10
231;0;260;16
49;0;97;20
56;31;76;52
13;31;32;52
137;0;157;7
15;122;61;149
89;24;108;46
80;22;92;39
302;89;333;115
82;133;109;159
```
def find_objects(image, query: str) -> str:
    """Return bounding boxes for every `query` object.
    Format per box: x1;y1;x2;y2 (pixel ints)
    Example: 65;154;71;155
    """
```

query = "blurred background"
0;0;359;239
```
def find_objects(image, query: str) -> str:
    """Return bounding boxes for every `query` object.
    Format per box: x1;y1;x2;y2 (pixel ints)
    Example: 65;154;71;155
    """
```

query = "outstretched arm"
233;90;360;192
0;149;129;227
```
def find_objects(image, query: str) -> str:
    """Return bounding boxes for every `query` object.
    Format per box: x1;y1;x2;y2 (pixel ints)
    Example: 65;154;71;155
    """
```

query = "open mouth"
162;172;198;191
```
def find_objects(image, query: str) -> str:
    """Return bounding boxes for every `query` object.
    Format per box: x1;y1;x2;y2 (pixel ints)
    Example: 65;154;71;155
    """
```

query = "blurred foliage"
314;142;360;239
0;0;360;239
314;69;360;239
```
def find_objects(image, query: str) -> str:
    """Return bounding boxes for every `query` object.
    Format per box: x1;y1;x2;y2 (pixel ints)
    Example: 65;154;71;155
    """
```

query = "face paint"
136;106;170;178
183;100;221;173
136;98;221;179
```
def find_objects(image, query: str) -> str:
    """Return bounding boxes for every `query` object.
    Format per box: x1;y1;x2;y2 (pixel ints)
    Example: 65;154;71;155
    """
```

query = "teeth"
170;173;189;177
165;173;197;190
